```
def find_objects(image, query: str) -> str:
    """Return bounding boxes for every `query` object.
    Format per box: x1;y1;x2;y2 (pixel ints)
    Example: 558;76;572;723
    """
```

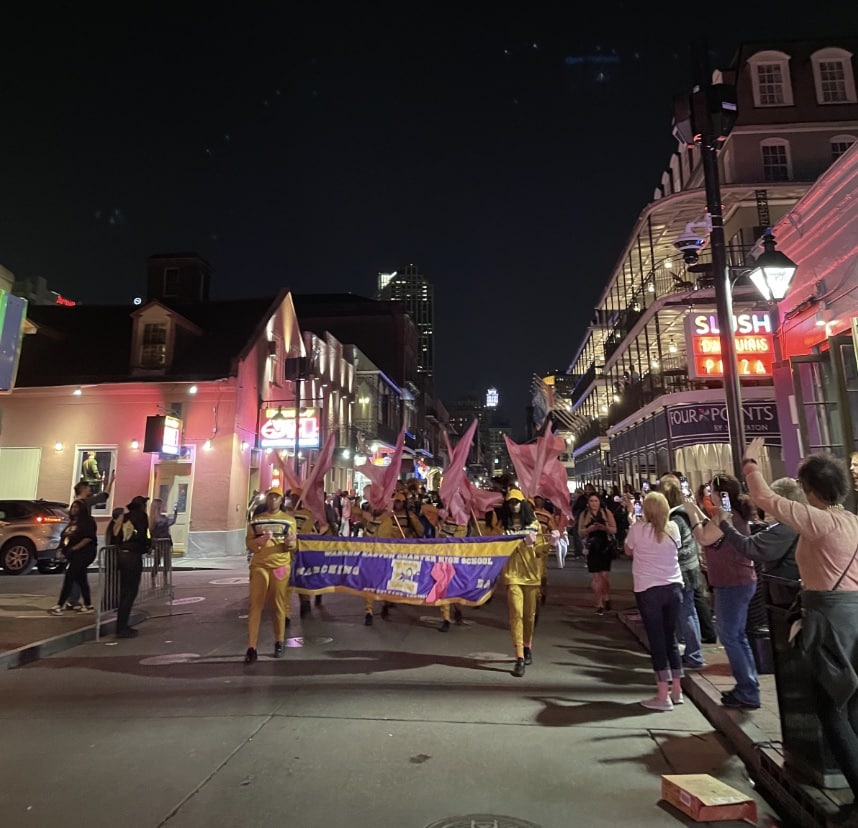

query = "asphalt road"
0;561;785;828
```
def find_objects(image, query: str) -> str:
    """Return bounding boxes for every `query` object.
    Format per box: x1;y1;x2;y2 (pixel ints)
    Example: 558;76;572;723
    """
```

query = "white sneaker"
640;696;673;711
48;605;63;616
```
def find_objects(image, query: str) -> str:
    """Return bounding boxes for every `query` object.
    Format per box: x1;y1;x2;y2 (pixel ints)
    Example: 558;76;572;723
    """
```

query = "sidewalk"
618;609;849;828
0;553;848;827
0;555;247;670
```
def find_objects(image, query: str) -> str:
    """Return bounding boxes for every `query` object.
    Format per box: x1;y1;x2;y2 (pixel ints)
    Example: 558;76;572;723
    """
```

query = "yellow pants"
507;583;539;658
247;565;290;648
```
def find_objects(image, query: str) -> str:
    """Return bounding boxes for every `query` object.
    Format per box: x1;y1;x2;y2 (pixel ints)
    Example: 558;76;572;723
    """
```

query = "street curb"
617;611;832;828
0;610;146;671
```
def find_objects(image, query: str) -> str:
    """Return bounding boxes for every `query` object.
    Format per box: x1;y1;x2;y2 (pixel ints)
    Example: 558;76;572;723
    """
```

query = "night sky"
3;2;856;435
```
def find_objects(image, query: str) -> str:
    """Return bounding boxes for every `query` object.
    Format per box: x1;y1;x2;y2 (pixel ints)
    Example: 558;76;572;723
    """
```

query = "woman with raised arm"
742;437;858;826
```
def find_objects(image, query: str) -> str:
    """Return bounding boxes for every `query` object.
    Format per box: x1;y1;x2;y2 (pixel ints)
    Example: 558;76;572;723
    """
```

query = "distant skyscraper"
376;264;434;385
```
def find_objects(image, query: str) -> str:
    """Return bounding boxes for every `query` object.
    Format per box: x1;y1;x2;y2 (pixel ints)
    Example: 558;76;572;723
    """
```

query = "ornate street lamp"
748;232;798;301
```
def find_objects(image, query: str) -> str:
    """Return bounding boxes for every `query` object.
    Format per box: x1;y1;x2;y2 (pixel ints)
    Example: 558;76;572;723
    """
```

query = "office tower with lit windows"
376;264;434;387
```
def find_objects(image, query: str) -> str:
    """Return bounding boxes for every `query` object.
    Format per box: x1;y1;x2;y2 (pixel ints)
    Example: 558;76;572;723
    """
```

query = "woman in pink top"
624;492;684;712
743;437;858;827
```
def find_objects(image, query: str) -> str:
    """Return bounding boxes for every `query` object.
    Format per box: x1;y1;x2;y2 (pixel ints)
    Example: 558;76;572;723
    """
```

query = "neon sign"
684;309;775;379
258;406;320;449
143;415;182;455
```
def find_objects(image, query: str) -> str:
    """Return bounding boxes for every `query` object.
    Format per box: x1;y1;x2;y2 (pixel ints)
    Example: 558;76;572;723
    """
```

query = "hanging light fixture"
748;232;798;301
668;337;678;354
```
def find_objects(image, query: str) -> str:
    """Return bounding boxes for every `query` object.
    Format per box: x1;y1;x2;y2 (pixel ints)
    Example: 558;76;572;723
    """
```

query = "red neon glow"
55;295;76;306
693;355;774;377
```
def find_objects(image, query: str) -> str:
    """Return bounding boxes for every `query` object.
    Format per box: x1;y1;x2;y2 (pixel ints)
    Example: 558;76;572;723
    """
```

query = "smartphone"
633;501;642;517
642;481;650;493
720;491;732;512
680;480;691;498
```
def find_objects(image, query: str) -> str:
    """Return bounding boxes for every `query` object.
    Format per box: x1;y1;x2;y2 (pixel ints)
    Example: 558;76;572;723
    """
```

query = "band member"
244;487;296;663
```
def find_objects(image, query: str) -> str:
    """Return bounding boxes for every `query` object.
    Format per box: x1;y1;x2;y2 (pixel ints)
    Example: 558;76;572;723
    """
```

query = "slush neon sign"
685;309;775;379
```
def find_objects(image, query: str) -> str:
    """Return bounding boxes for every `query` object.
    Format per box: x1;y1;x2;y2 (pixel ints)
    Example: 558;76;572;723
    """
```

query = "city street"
0;560;784;828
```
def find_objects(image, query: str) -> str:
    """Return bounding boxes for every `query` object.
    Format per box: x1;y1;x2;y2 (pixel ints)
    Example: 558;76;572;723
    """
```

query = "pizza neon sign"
684;310;775;379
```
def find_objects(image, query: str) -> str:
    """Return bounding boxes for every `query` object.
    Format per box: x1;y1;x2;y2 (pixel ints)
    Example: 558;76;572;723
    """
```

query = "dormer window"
163;267;179;297
141;322;168;367
811;47;857;104
748;50;794;107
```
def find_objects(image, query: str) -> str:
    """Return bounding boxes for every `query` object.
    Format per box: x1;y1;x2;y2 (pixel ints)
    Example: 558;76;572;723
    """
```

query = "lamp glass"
749;263;795;301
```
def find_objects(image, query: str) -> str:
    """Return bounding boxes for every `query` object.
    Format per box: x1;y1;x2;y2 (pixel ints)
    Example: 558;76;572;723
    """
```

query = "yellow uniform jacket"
246;509;296;569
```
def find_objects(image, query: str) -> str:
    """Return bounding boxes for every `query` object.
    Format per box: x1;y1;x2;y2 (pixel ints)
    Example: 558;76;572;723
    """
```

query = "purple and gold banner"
292;534;523;607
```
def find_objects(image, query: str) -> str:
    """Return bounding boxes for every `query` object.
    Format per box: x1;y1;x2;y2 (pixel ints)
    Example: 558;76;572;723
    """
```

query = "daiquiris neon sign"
684;310;775;379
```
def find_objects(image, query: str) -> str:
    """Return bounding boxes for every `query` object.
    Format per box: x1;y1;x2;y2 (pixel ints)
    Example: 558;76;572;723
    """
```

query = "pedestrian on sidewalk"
49;500;98;616
716;476;803;608
623;491;684;711
244;487;296;663
148;498;177;583
577;492;618;614
686;475;760;710
115;496;151;638
742;438;858;826
500;489;543;678
660;475;705;670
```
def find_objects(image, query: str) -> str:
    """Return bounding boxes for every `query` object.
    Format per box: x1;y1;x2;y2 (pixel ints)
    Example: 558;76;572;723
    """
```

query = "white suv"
0;500;70;575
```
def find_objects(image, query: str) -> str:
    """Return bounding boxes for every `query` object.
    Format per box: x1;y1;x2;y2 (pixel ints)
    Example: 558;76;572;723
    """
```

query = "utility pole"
693;41;746;475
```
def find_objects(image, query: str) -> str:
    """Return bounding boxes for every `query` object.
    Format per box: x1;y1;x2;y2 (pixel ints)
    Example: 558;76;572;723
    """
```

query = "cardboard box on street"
661;774;757;824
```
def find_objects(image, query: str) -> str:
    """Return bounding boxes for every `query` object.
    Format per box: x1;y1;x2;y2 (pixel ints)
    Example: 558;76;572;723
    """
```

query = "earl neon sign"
684;310;775;379
258;406;320;449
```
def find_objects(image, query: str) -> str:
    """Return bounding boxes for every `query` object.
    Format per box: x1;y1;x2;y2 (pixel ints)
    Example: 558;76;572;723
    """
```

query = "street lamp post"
694;45;746;476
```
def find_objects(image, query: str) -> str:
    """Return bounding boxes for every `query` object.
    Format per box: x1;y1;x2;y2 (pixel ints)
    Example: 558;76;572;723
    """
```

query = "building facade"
555;37;858;490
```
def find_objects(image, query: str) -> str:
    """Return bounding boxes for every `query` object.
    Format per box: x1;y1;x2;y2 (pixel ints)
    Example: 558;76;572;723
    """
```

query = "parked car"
0;499;70;575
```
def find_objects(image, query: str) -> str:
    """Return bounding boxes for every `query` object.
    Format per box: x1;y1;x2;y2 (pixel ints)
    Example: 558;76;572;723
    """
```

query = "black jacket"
122;510;151;553
799;590;858;709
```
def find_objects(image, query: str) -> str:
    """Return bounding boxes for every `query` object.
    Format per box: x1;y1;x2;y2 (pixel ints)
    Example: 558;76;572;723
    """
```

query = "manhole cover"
210;577;249;585
425;816;540;828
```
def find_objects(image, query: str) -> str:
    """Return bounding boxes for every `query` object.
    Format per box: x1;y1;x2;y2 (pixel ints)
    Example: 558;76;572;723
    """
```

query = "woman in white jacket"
624;491;684;711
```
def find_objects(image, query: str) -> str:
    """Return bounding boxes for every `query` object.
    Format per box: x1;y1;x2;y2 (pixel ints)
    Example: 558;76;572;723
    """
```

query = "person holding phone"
685;473;760;709
577;492;618;614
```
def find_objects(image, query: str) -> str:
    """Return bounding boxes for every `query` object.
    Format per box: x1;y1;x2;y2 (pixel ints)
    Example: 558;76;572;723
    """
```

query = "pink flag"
463;479;503;519
359;426;407;512
298;436;337;530
503;434;538;497
440;419;478;525
504;432;570;522
539;457;573;523
270;450;303;492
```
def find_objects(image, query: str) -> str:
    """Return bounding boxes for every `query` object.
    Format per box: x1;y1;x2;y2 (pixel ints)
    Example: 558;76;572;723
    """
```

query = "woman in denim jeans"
660;475;705;669
686;474;759;709
624;491;684;711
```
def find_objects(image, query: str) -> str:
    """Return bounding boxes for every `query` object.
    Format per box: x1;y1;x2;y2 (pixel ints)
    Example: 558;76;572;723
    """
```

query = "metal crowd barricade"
95;539;174;640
